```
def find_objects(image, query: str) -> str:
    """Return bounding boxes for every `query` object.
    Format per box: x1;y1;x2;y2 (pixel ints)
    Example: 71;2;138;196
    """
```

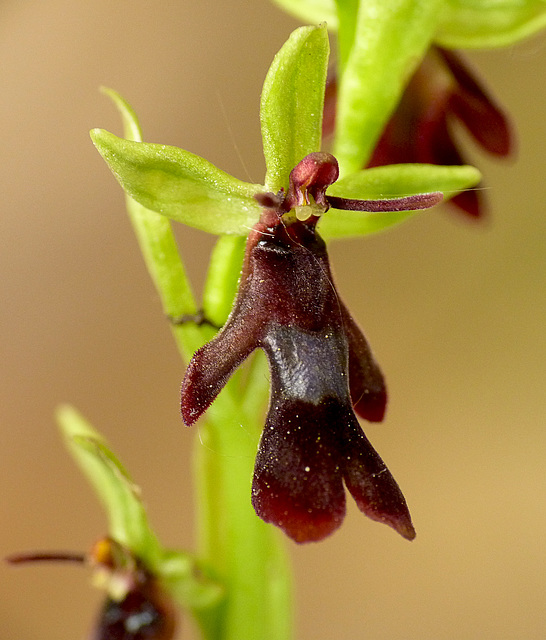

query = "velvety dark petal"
180;311;260;425
252;396;347;543
341;421;416;541
252;323;351;543
327;192;442;212
340;304;387;423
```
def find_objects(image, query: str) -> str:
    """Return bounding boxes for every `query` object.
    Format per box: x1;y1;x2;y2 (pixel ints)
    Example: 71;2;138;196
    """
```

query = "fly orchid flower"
92;25;481;543
181;152;440;542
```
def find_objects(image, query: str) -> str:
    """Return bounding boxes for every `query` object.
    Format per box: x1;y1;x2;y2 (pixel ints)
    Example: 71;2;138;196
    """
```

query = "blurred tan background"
1;1;545;639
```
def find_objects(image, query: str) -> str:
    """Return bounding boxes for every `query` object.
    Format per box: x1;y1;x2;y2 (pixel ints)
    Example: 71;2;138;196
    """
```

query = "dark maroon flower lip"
181;153;419;543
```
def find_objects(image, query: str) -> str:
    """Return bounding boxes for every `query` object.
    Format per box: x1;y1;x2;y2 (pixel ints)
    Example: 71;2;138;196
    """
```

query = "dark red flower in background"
180;153;441;543
325;47;513;218
7;538;177;640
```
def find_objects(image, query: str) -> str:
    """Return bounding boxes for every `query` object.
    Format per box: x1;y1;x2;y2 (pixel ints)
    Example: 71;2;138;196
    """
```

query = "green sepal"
261;24;329;192
320;163;481;239
436;0;546;48
90;129;262;235
56;404;162;565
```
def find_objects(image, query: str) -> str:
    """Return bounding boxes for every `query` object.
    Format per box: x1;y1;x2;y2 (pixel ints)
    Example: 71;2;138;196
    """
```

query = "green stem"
196;236;293;640
195;398;292;640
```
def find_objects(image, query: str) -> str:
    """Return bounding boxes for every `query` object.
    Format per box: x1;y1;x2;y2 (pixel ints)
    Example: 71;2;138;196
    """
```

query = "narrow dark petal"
327;192;442;212
425;113;466;167
449;91;512;157
413;103;488;218
340;304;387;422
252;396;347;543
438;47;513;157
436;47;486;100
180;313;260;425
341;421;416;541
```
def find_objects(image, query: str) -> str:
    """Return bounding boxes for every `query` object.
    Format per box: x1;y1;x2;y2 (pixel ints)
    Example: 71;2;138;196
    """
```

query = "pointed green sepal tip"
99;86;143;142
90;128;263;236
320;163;481;239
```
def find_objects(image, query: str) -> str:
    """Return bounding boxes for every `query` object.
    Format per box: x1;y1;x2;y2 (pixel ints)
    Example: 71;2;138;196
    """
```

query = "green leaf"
333;0;442;176
56;405;161;565
91;129;263;235
320;163;481;238
436;0;546;48
269;0;338;27
261;24;329;192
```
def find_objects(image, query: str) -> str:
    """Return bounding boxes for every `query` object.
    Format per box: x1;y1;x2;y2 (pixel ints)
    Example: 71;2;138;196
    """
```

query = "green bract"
57;404;161;564
56;405;224;622
332;0;441;174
